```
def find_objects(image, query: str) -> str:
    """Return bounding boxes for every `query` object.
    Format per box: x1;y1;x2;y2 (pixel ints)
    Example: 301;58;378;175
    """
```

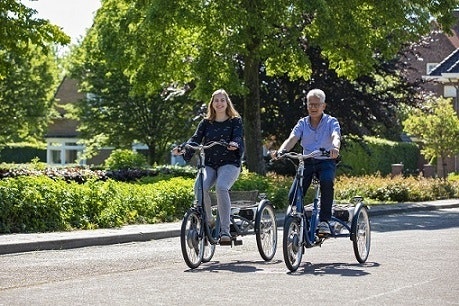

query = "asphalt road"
0;208;458;305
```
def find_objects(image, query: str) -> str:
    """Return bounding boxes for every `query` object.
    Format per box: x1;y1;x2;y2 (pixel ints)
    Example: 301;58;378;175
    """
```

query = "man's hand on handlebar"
270;149;287;160
329;147;340;159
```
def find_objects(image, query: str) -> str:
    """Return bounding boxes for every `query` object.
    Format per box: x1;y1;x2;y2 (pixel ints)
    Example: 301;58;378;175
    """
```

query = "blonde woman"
173;89;244;243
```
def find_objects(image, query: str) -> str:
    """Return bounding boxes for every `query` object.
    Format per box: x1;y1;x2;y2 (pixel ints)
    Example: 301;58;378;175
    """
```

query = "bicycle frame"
283;150;351;248
282;150;371;271
184;141;228;245
181;141;278;268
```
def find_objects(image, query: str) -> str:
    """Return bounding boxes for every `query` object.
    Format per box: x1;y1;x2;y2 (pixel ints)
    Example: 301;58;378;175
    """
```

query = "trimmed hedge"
0;146;46;163
0;176;194;233
340;135;420;176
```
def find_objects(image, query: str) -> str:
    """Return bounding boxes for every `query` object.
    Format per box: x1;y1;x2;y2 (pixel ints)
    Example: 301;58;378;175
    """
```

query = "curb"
0;200;458;255
0;229;182;255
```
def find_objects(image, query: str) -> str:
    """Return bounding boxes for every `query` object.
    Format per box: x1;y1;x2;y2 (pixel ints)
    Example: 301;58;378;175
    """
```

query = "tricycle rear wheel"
255;201;277;261
351;204;371;263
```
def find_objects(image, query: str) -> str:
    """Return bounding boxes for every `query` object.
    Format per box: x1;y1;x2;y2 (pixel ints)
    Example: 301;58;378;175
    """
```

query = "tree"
68;0;197;164
0;0;69;146
403;97;459;178
131;0;458;174
0;43;60;145
260;46;425;144
71;0;458;173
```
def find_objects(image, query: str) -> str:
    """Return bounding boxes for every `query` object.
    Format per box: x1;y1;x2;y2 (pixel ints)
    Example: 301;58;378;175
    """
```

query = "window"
427;63;439;74
47;138;84;165
51;150;61;164
444;86;457;97
65;150;79;164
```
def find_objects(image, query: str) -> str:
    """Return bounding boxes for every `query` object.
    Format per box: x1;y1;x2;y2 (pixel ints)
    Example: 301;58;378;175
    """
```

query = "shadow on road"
289;261;379;276
185;259;283;273
371;209;459;233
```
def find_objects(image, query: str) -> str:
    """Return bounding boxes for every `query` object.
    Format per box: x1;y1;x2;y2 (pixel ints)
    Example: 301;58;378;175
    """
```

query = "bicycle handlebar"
278;148;330;160
173;140;232;155
183;140;230;151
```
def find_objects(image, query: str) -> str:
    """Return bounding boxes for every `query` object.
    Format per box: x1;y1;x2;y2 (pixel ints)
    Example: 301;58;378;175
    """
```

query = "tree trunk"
243;56;265;175
147;143;156;166
441;155;448;179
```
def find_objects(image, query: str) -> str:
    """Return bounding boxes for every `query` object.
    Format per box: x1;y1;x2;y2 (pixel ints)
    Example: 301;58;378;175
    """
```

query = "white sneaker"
317;221;331;235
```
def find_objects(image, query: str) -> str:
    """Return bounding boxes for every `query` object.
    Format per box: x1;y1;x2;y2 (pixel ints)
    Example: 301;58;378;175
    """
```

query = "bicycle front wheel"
351;204;371;263
255;200;277;261
202;237;216;263
282;216;304;272
180;209;204;269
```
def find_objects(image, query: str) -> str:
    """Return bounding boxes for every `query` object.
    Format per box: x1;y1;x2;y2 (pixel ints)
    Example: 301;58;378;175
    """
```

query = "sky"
23;0;102;44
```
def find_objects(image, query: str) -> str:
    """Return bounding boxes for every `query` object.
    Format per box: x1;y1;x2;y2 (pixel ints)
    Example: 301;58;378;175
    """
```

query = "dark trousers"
288;159;337;222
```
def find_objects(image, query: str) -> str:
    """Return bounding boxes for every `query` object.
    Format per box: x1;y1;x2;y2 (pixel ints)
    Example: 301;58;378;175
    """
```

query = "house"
422;48;459;177
403;10;459;176
46;77;111;166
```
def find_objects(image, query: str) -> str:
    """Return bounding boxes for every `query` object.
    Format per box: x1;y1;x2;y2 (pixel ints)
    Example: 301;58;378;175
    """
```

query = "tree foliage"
260;46;425;144
72;0;458;173
68;0;196;164
0;0;70;146
132;0;459;174
403;97;459;178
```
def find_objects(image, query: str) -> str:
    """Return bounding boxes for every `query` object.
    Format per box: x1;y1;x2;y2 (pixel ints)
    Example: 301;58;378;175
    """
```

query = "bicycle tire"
282;216;304;272
180;209;204;269
351;204;371;263
255;200;278;261
202;237;216;263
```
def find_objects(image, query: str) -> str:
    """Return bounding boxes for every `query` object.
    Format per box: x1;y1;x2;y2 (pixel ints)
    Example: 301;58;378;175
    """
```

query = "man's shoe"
317;221;331;235
219;234;232;245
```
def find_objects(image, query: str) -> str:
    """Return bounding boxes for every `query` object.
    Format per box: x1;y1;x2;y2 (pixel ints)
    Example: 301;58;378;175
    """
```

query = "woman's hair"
205;89;240;121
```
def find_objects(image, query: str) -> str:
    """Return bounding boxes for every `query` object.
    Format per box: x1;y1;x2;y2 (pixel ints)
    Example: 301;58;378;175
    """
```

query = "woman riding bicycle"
274;88;340;236
173;89;244;244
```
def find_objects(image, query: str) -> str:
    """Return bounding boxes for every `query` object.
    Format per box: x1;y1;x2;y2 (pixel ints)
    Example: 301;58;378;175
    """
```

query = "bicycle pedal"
219;240;232;246
233;239;243;246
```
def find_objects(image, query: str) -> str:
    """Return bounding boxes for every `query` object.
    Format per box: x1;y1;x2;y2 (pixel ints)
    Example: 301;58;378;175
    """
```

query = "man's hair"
306;89;326;103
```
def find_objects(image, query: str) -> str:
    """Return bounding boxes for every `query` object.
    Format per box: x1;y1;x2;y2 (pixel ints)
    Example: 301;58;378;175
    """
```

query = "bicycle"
179;141;278;269
278;149;371;272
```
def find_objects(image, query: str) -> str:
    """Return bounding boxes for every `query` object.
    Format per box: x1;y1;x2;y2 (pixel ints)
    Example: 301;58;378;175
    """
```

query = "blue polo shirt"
291;113;341;159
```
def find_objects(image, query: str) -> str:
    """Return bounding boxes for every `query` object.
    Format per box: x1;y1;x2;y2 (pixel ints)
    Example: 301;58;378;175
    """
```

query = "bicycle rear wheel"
282;216;304;272
351;204;371;263
180;209;204;269
255;200;278;261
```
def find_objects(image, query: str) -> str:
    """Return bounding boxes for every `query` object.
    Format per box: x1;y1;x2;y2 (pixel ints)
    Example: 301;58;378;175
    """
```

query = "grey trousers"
194;164;241;236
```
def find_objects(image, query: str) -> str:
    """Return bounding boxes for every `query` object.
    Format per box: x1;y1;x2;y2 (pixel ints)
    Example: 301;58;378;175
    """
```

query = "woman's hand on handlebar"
227;141;239;151
171;146;184;156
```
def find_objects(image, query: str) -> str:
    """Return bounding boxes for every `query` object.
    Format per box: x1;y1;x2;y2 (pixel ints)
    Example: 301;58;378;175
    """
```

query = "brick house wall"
47;77;81;138
46;77;112;166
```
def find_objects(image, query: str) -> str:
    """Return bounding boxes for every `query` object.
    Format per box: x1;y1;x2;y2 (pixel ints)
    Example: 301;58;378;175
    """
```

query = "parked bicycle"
178;141;278;269
277;149;371;272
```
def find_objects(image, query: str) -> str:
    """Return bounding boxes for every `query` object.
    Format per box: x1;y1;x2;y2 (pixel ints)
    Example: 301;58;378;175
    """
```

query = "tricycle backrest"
209;190;259;207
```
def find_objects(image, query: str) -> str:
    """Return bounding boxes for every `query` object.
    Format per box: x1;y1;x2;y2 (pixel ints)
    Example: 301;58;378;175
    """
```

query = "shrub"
1;164;458;234
104;149;148;170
